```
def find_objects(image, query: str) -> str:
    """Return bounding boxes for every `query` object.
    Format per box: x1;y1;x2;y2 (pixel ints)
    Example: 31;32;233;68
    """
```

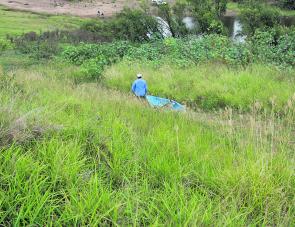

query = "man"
131;74;148;98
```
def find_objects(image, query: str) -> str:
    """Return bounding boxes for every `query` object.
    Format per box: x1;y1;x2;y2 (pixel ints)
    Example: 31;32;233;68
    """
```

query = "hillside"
1;61;294;225
0;1;295;225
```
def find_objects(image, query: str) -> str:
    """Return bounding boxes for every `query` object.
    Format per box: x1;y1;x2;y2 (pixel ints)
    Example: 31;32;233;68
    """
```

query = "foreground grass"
0;6;88;38
0;63;294;225
104;61;295;111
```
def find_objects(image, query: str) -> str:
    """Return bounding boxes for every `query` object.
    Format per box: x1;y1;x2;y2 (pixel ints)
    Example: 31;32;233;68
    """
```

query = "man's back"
132;78;147;97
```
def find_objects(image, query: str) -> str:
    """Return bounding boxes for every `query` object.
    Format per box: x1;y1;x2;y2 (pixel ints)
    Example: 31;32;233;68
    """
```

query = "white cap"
137;73;142;78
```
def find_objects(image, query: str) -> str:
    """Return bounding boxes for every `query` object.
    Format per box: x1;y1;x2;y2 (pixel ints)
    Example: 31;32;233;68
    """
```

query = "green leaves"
0;39;11;55
61;31;294;82
250;28;295;67
240;3;281;35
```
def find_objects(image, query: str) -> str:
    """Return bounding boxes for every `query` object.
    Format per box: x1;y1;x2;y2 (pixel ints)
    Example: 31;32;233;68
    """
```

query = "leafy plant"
250;27;295;67
240;3;281;35
60;30;294;81
109;8;162;42
277;0;295;10
0;39;12;55
12;32;60;59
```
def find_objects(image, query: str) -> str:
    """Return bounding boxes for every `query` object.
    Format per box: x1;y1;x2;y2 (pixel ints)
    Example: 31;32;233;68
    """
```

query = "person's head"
137;73;142;79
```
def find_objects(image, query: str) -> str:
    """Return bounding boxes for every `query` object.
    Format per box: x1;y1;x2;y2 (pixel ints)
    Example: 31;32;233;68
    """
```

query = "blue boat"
146;95;185;111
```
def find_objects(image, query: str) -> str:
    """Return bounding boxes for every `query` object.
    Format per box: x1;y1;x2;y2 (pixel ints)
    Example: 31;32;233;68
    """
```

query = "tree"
187;0;228;17
277;0;295;10
187;0;227;34
215;0;228;17
110;9;162;42
158;3;189;37
240;3;281;35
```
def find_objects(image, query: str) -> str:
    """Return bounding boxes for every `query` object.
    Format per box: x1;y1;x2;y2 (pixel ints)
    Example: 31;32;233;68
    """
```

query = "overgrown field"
105;62;295;111
1;3;295;226
0;64;294;225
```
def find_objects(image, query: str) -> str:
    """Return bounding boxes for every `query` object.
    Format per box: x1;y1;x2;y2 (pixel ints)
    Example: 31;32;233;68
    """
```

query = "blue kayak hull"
146;95;185;111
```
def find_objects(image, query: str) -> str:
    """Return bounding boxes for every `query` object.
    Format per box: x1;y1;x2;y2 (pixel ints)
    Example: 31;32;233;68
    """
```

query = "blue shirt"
132;79;147;97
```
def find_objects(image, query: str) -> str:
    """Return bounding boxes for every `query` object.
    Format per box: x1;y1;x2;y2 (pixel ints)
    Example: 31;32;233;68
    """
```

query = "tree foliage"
186;0;227;34
279;0;295;10
240;3;281;35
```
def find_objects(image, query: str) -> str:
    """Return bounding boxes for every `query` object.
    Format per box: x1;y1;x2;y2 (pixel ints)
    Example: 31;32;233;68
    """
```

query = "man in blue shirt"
132;74;148;97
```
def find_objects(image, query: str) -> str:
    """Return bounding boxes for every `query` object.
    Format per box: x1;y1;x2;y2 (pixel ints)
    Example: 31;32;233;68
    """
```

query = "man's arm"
132;81;136;93
145;82;148;95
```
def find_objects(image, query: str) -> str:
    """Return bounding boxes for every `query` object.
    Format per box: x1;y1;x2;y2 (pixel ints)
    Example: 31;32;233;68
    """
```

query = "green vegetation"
275;0;295;10
240;3;281;35
277;7;295;16
59;32;294;93
227;2;240;13
0;6;87;38
1;63;294;225
105;62;295;111
0;2;295;225
227;1;295;16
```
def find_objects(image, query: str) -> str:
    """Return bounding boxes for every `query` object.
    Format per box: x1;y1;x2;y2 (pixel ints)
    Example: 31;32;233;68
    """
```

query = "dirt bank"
0;0;138;17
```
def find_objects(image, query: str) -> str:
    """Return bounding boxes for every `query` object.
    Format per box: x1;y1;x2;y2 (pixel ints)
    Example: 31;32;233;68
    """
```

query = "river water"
155;15;295;42
221;15;295;42
181;15;295;43
220;16;246;43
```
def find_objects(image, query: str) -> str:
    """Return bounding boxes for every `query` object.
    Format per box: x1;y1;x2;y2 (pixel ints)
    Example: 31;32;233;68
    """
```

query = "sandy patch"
0;0;139;17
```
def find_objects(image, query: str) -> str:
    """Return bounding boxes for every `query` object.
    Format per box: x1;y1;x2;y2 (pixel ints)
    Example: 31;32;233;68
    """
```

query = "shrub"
62;41;132;65
12;32;60;59
250;27;295;67
61;41;133;79
240;4;281;35
80;58;105;80
277;0;295;10
0;39;12;55
61;34;255;81
80;9;164;42
187;0;227;35
109;8;162;42
158;4;190;38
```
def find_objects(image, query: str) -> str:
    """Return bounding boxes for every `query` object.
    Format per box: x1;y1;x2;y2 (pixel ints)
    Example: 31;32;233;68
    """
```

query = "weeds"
105;62;295;112
0;64;294;225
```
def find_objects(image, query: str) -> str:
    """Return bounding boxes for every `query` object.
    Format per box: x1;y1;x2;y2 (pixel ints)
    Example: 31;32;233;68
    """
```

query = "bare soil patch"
0;0;138;17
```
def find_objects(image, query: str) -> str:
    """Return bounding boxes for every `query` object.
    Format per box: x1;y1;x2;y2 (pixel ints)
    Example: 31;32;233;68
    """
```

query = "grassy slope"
227;2;295;16
104;61;295;111
0;5;294;226
0;64;294;225
0;6;88;38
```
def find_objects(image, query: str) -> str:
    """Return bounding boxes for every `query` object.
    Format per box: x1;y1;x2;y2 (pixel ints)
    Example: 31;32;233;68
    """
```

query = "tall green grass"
0;6;88;38
104;61;295;111
0;64;294;225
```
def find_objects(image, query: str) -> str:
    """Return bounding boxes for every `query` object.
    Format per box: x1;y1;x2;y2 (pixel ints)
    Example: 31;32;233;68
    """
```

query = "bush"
158;4;190;38
61;30;295;82
240;4;281;35
250;27;295;67
80;9;164;42
62;41;132;65
12;32;60;59
61;34;255;81
0;39;12;55
277;0;295;10
187;0;227;35
80;58;105;80
109;8;162;42
61;41;133;79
